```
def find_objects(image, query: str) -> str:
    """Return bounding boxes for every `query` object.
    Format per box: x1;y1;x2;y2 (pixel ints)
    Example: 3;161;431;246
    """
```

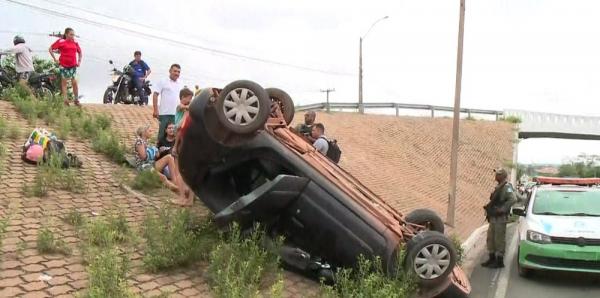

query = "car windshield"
533;189;600;216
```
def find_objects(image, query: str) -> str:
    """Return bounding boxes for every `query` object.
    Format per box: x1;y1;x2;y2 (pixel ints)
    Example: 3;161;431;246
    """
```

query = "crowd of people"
3;27;343;207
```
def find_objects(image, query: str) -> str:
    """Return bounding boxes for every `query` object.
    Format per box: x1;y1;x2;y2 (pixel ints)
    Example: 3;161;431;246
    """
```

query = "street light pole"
447;0;466;227
359;16;388;114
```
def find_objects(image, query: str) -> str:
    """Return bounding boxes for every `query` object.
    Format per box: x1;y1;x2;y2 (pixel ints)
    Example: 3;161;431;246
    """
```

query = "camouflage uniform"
295;123;313;137
482;169;517;268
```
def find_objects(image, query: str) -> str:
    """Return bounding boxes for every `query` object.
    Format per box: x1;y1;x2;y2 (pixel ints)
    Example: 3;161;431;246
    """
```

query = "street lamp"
359;16;389;114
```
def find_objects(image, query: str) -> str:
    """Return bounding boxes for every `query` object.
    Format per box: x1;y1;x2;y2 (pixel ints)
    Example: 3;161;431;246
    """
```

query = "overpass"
296;102;600;141
505;109;600;140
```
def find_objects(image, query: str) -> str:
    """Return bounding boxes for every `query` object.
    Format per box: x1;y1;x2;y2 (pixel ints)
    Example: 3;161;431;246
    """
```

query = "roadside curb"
460;224;489;278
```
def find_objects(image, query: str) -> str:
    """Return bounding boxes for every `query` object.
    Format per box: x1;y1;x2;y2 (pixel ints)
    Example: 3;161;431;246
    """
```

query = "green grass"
37;226;71;255
4;86;126;164
23;152;86;197
207;223;283;298
142;207;218;272
63;209;86;228
92;129;126;163
131;169;163;193
0;216;9;249
502;115;522;124
85;247;137;298
320;253;416;298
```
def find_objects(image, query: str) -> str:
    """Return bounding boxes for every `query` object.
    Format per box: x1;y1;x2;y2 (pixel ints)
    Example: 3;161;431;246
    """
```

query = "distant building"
536;166;560;176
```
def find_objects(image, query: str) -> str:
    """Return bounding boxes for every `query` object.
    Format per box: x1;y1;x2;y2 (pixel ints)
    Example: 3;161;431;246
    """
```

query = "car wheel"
266;87;295;125
405;209;445;233
103;89;113;104
517;249;532;277
404;231;457;288
215;80;270;134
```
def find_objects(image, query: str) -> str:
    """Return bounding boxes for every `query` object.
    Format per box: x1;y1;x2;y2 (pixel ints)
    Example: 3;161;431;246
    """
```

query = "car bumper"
519;240;600;273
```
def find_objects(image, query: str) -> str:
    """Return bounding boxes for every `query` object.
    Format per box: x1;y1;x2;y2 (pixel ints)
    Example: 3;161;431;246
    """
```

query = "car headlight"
527;230;552;244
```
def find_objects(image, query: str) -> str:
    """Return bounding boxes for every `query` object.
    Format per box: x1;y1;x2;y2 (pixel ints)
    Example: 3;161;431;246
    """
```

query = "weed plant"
142;207;217;272
320;253;417;298
37;226;71;255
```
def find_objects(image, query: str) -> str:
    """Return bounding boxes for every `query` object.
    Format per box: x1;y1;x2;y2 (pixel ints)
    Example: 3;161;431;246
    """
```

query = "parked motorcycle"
103;60;151;105
0;53;58;98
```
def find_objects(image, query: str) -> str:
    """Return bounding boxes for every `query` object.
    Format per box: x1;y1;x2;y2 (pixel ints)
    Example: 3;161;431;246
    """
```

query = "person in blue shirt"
129;50;151;105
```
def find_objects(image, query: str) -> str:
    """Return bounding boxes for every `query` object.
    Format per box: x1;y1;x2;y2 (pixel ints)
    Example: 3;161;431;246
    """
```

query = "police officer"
295;111;316;142
481;168;516;268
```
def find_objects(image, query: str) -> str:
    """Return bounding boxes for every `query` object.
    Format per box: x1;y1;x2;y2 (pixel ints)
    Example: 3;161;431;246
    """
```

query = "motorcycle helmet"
13;35;25;45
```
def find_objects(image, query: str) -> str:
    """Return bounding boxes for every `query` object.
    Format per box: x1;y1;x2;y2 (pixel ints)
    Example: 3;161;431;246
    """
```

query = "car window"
532;189;600;216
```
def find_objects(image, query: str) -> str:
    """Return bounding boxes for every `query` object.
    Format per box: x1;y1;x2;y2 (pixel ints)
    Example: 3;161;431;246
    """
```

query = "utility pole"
320;88;335;113
447;0;466;227
359;16;388;114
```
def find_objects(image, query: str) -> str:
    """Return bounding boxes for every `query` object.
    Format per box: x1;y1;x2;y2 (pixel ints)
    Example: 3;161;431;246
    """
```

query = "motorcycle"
103;60;151;105
0;53;58;98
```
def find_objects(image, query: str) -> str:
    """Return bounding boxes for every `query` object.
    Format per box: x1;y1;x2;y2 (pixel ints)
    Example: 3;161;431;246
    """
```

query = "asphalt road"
469;224;600;298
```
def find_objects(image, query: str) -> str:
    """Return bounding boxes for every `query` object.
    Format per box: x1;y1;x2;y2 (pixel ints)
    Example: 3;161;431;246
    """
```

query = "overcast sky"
2;0;600;164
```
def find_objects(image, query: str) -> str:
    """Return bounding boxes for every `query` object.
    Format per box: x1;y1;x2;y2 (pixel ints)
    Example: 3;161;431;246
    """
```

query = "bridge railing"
295;102;504;120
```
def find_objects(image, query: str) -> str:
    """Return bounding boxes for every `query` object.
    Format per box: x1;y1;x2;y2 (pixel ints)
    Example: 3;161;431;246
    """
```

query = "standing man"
311;123;328;155
2;35;34;95
129;51;151;105
153;64;182;141
481;168;517;268
295;111;316;142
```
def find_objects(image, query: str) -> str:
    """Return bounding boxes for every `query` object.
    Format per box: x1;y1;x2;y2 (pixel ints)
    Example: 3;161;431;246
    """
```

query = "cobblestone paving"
0;101;318;297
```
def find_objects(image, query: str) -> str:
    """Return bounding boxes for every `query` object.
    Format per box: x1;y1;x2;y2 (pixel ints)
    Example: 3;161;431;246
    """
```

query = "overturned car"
177;80;471;296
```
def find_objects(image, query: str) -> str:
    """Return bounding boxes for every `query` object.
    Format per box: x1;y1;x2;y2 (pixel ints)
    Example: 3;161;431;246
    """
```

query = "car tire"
215;80;270;134
266;87;295;125
517;249;532;277
404;231;457;288
406;209;445;233
103;89;113;104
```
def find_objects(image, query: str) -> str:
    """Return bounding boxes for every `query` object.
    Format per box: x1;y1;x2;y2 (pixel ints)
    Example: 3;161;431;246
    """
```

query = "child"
175;88;193;128
170;88;195;206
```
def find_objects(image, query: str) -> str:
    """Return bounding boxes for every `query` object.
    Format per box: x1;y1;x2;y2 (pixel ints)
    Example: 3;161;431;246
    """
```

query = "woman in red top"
49;27;82;106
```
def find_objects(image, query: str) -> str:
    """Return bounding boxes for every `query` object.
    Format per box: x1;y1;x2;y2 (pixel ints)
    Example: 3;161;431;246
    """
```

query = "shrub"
63;209;86;228
142;208;217;272
0;117;7;139
95;114;112;130
86;247;136;298
207;223;282;298
450;234;464;265
37;226;71;255
320;253;417;298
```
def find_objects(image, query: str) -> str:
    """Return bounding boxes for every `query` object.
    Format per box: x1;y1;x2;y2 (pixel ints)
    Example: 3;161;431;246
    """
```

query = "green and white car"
512;177;600;277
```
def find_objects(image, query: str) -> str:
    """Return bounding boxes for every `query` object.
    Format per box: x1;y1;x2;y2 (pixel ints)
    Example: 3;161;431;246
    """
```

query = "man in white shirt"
152;64;182;141
311;123;329;155
1;35;34;93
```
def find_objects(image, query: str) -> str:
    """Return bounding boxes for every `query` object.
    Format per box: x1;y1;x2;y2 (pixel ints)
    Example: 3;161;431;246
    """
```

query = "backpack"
43;139;83;168
320;137;342;163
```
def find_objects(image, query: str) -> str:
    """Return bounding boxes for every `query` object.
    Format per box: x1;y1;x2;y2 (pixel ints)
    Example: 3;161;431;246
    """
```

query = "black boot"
489;255;505;268
481;253;495;267
495;255;505;268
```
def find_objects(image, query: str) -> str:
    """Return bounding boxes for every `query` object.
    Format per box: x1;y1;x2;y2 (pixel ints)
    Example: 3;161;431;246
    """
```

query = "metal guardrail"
295;102;504;120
